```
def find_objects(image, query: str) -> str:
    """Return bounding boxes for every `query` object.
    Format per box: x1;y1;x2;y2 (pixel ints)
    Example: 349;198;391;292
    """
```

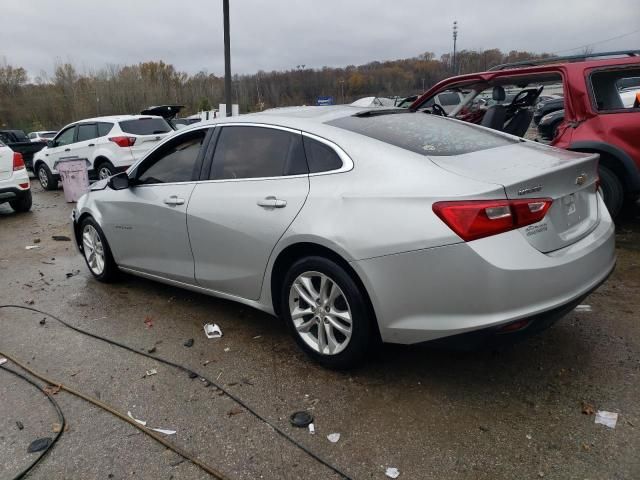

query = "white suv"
0;141;31;212
32;115;173;190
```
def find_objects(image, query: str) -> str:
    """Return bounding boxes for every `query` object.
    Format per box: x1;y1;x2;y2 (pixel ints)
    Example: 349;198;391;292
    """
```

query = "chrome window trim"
196;122;353;184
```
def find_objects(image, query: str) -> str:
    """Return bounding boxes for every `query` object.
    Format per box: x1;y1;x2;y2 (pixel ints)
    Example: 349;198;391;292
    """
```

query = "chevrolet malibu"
72;107;615;368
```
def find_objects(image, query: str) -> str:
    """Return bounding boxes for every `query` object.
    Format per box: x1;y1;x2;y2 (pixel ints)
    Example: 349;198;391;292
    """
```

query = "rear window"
327;112;514;156
119;118;172;135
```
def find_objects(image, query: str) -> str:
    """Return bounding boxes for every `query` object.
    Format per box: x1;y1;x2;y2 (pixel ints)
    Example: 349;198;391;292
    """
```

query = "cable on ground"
0;304;352;480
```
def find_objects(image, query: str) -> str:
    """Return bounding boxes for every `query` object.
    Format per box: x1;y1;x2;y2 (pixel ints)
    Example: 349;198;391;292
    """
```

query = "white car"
28;131;57;142
0;140;31;212
32;115;173;190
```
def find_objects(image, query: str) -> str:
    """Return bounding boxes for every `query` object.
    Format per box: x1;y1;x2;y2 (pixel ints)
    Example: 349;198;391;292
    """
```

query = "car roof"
71;114;165;124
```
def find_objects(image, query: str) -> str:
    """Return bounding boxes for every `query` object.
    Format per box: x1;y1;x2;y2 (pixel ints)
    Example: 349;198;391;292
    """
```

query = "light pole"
452;21;458;74
223;0;232;117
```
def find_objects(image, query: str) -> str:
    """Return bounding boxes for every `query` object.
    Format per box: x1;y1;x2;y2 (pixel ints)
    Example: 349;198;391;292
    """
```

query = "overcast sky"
2;0;638;79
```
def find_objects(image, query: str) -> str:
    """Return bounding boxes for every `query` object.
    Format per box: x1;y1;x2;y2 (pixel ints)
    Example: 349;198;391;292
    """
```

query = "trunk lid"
118;117;173;161
430;142;600;253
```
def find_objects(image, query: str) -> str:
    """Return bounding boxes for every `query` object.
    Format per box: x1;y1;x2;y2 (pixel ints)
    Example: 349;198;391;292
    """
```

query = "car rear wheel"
80;217;118;282
97;160;116;180
281;256;372;369
599;165;624;218
37;164;56;191
9;190;32;212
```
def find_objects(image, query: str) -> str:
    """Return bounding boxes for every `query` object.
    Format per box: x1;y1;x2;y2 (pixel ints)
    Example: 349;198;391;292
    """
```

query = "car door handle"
257;196;287;208
163;195;185;206
64;148;71;152
88;143;95;147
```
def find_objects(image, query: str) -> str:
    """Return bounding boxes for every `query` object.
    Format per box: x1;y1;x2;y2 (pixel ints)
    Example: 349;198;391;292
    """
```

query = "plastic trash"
27;437;52;453
308;423;315;434
204;323;223;339
145;369;157;377
575;305;592;312
595;410;618;428
0;358;7;366
290;411;313;427
385;467;400;478
55;158;89;203
25;245;40;250
127;411;176;435
327;433;340;443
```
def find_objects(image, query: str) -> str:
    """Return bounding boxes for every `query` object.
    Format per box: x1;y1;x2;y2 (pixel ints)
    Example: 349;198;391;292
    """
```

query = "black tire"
36;163;57;191
79;216;119;282
280;256;373;369
599;165;624;219
96;160;116;180
9;190;32;212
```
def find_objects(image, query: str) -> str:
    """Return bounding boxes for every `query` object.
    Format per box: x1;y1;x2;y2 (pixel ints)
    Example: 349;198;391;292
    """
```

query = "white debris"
385;467;400;478
127;411;176;435
595;410;618;429
526;434;532;440
308;423;315;434
145;369;157;377
204;323;223;339
575;305;592;312
0;358;7;366
224;347;230;352
327;433;340;443
25;245;40;250
127;411;147;426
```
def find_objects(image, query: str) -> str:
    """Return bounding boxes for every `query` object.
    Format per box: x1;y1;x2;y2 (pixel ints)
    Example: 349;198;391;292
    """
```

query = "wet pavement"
1;187;639;480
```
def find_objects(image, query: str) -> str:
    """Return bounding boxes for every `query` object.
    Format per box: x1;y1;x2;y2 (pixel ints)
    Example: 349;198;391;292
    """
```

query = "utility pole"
452;20;458;74
223;0;232;117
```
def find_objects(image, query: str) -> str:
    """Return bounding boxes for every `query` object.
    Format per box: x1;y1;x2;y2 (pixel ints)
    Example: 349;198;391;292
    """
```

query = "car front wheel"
37;164;56;191
80;217;118;282
281;256;373;369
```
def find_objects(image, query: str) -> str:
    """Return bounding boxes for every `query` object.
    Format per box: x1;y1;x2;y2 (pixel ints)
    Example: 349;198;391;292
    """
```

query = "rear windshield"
119;118;172;135
327;112;515;156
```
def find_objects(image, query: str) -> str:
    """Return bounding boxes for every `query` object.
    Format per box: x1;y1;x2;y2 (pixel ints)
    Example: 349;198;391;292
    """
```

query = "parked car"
0;140;32;212
28;131;57;142
411;50;640;218
537;109;565;141
32;115;173;190
0;129;47;171
71;107;615;368
533;96;564;124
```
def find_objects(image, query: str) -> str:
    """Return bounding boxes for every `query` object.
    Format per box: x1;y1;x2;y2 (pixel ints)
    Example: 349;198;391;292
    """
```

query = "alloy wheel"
38;167;48;188
288;271;353;355
98;167;112;179
82;224;105;275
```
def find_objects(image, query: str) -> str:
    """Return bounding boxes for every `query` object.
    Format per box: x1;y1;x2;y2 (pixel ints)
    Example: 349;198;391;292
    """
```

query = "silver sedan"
72;107;615;368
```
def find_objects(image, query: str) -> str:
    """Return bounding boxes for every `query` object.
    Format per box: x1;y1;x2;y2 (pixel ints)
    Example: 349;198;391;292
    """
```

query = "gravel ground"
1;187;639;480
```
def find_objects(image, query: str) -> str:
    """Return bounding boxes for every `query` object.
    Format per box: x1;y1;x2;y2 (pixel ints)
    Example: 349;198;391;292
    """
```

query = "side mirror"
47;140;55;148
108;172;130;190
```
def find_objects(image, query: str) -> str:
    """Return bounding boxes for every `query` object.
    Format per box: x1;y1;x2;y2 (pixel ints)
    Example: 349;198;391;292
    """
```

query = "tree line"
0;48;548;132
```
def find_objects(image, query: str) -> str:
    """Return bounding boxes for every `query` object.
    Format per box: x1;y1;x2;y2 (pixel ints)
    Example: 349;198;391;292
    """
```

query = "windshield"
327;111;515;156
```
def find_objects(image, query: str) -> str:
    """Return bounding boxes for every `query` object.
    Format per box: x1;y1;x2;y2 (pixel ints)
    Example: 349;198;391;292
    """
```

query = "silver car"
72;107;615;368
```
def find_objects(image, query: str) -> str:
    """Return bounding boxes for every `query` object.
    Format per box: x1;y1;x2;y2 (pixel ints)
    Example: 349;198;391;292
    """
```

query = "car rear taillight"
12;152;25;171
109;136;136;147
433;198;553;242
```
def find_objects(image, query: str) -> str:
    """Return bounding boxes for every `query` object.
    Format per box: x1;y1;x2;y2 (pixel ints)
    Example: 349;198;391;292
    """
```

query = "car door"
187;124;310;300
99;127;213;283
47;126;76;169
72;123;98;164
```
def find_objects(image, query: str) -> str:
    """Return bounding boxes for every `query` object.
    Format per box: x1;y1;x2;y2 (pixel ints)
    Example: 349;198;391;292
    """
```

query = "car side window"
76;124;98;142
210;126;306;180
302;137;343;173
55;127;76;147
591;68;640;111
98;122;114;137
135;129;207;185
28;133;36;139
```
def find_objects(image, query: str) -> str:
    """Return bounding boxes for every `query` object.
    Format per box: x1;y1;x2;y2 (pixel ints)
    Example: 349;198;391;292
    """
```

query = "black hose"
0;364;66;480
0;305;353;480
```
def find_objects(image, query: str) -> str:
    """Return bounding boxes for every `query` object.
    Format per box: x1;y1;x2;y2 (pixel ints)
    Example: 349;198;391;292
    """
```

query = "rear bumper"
0;185;30;203
352;195;616;344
